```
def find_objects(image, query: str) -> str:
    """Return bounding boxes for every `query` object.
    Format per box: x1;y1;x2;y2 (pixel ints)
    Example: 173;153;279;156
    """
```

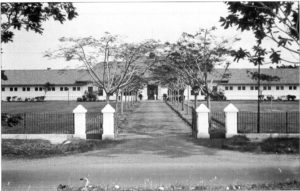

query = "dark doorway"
88;86;93;93
147;85;158;100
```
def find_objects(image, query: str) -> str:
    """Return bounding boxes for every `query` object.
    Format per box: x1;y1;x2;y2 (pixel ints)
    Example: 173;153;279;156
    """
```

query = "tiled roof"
1;68;299;86
219;68;299;85
1;69;91;85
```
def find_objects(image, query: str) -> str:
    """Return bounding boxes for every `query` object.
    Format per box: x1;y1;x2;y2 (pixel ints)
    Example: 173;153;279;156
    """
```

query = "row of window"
2;86;81;92
224;85;297;91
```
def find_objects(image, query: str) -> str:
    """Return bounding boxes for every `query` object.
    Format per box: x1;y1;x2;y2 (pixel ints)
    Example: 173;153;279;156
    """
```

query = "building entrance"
147;85;158;100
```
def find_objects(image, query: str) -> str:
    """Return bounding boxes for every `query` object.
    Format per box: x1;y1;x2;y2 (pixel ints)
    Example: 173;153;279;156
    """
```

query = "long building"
1;68;299;101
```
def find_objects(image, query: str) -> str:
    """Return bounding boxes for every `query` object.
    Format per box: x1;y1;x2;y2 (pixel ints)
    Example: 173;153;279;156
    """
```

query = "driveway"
2;101;300;191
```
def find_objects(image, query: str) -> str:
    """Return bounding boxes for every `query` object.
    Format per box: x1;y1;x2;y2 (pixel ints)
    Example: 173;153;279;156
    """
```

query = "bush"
77;97;83;102
287;95;296;101
35;96;45;102
6;96;11;102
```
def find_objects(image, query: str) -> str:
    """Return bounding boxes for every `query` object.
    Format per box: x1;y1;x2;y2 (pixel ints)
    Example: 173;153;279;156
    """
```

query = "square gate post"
102;104;116;140
224;103;239;138
196;104;210;138
73;105;87;139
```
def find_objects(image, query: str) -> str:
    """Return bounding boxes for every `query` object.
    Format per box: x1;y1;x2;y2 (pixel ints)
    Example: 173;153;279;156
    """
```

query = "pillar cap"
196;104;210;113
224;103;239;112
73;104;87;113
101;104;115;113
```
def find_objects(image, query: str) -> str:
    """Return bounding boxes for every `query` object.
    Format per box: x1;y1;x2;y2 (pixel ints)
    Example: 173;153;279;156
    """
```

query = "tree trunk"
106;93;110;104
124;91;127;110
115;90;119;113
121;91;124;115
194;94;197;109
181;91;184;111
187;86;190;114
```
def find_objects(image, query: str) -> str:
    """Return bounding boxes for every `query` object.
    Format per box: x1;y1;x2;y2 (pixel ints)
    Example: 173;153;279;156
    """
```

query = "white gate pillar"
73;105;87;139
101;104;116;140
224;103;239;138
196;104;210;138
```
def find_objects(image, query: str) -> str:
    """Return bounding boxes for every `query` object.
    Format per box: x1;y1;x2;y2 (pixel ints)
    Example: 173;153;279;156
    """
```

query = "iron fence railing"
1;112;74;134
237;111;299;133
86;112;103;137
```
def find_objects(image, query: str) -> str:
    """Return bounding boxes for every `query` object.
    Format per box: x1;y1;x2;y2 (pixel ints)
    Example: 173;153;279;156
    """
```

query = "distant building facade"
1;68;299;101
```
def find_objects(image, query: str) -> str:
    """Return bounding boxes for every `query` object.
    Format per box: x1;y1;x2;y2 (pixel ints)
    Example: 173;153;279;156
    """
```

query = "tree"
220;2;299;132
46;32;160;104
1;2;78;43
165;27;235;109
220;2;299;65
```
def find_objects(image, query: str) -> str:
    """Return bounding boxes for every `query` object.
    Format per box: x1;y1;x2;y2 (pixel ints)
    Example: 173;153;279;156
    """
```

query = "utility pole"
257;63;261;133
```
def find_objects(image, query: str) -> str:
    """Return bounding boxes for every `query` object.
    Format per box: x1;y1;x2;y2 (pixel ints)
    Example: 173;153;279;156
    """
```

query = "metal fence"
1;113;74;134
238;111;299;133
86;112;103;139
210;112;226;136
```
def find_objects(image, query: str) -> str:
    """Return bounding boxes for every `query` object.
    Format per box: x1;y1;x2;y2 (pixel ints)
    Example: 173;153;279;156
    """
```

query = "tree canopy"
1;2;78;43
46;32;160;102
220;2;299;65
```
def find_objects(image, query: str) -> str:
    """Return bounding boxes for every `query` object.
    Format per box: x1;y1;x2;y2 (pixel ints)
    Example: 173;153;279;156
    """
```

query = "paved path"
2;101;300;191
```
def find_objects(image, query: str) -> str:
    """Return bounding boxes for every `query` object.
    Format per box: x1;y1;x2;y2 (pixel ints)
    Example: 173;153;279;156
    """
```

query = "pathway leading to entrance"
2;101;300;191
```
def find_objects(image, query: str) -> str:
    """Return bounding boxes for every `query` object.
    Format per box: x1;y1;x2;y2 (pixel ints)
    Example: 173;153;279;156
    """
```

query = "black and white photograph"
1;1;300;190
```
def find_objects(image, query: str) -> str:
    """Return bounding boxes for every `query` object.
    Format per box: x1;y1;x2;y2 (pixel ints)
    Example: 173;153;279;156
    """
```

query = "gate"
210;112;226;138
86;112;103;139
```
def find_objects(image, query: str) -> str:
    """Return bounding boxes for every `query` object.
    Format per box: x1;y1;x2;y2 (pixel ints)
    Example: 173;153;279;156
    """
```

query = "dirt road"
2;101;300;191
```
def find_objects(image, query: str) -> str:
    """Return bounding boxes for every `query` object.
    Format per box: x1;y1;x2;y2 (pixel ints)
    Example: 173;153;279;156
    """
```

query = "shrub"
77;97;83;102
17;97;22;102
12;96;17;101
6;96;11;102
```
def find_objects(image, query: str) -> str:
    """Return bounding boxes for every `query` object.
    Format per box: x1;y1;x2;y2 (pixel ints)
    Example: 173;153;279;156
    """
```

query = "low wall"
1;134;74;144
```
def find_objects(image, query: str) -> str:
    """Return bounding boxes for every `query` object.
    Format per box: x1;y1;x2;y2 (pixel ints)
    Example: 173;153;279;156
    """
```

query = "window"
238;86;241;90
73;87;76;91
276;86;280;90
250;86;254;90
52;87;55;91
47;87;51;91
281;86;284;90
35;87;38;91
14;87;17;91
2;87;5;91
23;87;26;91
60;87;63;91
39;87;43;91
229;86;233;90
10;87;13;91
289;86;293;90
225;86;229;90
268;86;271;90
27;87;30;91
255;86;258;90
191;90;194;95
263;86;267;90
293;86;297;90
64;87;69;91
98;88;103;96
77;87;80;91
242;86;245;90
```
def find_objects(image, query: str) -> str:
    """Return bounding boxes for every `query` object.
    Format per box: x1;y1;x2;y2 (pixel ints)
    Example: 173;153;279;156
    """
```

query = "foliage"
46;32;160;102
1;113;22;127
220;2;299;65
1;2;78;43
161;27;235;108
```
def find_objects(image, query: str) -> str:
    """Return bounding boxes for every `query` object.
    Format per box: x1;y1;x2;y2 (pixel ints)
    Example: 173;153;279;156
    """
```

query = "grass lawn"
1;101;117;113
194;135;299;154
186;100;299;112
2;138;123;159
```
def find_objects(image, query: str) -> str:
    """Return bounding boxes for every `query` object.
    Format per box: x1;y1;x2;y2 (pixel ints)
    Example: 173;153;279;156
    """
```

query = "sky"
0;2;291;70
